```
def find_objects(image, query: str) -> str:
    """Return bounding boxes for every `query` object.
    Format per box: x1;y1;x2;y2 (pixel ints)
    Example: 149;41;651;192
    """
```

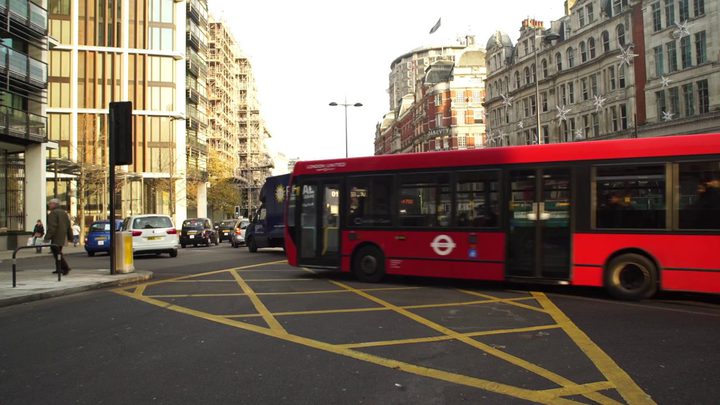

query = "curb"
0;271;153;308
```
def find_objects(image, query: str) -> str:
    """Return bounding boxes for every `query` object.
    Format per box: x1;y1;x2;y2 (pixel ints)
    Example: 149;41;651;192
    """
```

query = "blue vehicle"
246;174;290;252
84;219;123;256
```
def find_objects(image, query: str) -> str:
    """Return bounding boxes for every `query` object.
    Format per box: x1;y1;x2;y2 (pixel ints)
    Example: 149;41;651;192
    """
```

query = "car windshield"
134;216;173;229
90;222;110;232
240;220;250;229
221;220;236;226
182;220;204;227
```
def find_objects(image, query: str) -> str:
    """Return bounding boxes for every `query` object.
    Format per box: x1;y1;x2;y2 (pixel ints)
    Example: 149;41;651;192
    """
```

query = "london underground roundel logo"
430;235;456;256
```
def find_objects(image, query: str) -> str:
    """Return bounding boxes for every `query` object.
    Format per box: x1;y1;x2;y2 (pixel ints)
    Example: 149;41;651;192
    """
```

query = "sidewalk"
0;245;152;308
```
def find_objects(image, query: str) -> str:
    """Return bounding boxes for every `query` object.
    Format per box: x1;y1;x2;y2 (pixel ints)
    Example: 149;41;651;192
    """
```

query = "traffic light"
109;101;133;165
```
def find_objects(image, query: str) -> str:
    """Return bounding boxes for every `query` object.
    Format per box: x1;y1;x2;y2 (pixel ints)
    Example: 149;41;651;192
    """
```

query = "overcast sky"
207;0;566;161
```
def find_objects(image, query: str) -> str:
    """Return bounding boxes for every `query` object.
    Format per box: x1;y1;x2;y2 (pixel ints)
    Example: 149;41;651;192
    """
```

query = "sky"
207;0;567;162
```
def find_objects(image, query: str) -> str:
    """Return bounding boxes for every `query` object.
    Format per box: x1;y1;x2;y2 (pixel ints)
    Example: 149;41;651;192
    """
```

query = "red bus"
284;134;720;300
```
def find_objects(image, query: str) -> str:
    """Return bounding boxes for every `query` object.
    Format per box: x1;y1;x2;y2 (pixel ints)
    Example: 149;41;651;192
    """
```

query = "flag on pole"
429;18;441;34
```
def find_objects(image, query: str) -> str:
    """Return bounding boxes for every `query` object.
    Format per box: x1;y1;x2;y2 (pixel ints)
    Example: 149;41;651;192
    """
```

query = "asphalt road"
1;243;719;404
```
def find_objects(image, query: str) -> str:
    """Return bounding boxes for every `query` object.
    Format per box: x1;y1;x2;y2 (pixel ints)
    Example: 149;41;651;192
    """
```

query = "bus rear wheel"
604;253;658;300
352;245;385;283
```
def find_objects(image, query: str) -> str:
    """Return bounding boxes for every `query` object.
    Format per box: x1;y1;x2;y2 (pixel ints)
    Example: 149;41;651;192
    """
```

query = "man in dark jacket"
43;198;72;275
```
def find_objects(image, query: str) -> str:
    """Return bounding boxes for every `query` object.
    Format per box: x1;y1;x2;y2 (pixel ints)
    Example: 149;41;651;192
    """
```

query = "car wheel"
88;251;95;257
214;237;219;246
169;249;178;258
352;245;386;283
248;237;258;253
181;243;186;249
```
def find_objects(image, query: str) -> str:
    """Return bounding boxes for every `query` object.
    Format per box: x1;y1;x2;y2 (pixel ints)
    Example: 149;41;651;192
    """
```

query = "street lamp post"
329;98;363;158
533;29;560;144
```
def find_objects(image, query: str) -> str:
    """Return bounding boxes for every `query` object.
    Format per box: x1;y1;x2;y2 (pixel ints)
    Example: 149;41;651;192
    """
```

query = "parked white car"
121;214;179;257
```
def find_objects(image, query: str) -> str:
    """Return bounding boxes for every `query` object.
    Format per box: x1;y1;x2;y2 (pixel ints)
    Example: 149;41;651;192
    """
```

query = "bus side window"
455;171;500;228
346;176;392;227
595;165;666;229
678;161;720;229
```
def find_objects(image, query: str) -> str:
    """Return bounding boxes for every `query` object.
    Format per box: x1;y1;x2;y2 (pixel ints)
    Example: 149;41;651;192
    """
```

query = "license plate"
98;240;104;245
223;231;229;235
189;235;194;239
96;237;106;241
148;236;162;240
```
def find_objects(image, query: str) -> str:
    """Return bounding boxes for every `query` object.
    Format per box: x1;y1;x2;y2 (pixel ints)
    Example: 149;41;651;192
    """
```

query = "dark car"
84;219;123;256
180;218;218;248
217;219;238;242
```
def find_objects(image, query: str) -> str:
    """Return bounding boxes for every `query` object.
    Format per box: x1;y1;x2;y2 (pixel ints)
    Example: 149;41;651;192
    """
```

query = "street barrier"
11;244;63;287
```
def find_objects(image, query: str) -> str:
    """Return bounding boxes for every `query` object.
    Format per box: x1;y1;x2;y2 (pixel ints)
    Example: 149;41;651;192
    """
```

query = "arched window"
541;58;548;78
567;47;575;68
515;71;521;89
555;52;562;72
601;31;610;52
580;41;587;63
617;25;625;47
588;37;596;59
524;66;531;84
530;63;536;82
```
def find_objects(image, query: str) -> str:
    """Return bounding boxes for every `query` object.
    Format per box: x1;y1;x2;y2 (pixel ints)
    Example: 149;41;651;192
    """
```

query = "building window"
531;63;536;82
580;41;587;63
583;114;591;136
523;99;529;117
436;113;443;128
568;82;575;104
616;25;626;47
588;37;596;59
555;52;562;71
680;36;692;69
434;94;441;106
472;89;481;102
457;134;467;149
697;79;709;114
541;58;548;78
669;87;680;115
530;95;536;115
695;31;707;64
587;4;595;22
591;74;598;96
542;126;550;144
656;90;666;120
581;78;589;101
618;66;626;88
541;92;548;112
664;0;675;29
694;0;705;16
601;31;610;53
578;8;586;27
609;66;616;90
679;0;690;21
666;42;678;72
567;47;575;68
683;83;695;117
515;71;521;88
524;67;531;84
455;91;465;105
610;106;619;131
561;85;567;105
652;2;662;32
654;45;664;77
592;112;599;136
620;104;628;129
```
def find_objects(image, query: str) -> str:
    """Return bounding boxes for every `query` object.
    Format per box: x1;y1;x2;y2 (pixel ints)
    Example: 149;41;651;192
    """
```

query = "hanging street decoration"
517;121;524;129
501;94;514;109
556;105;571;123
592;95;607;112
616;45;638;69
661;76;673;88
574;129;585;141
672;20;692;39
662;111;674;122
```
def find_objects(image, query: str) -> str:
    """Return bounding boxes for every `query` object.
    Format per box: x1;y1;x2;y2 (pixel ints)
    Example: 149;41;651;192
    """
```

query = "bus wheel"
604;253;658;300
352;245;385;283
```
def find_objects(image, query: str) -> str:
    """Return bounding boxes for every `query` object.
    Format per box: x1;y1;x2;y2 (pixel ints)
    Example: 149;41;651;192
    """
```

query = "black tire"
88;251;95;257
248;237;258;253
605;253;658;300
169;249;178;258
232;242;239;248
181;244;186;249
214;236;219;246
352;245;386;283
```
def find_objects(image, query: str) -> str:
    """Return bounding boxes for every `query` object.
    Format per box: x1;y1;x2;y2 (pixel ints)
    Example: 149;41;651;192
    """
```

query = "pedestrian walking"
72;222;81;247
32;219;44;253
43;198;73;275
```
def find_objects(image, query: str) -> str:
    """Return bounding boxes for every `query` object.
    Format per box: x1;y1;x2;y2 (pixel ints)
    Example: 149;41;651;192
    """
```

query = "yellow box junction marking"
113;261;655;404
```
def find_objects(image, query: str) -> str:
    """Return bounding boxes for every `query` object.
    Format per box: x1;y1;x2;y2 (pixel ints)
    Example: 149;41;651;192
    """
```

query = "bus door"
507;168;572;280
296;179;342;267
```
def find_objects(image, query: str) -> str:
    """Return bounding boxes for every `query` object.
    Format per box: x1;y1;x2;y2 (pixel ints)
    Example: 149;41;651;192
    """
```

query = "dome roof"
458;49;486;67
485;31;513;51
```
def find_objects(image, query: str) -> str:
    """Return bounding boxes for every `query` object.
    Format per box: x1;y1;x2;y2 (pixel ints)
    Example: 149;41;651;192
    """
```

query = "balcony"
0;0;47;40
0;44;47;93
0;105;47;143
186;105;208;130
186;24;208;54
186;49;207;78
186;0;207;27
